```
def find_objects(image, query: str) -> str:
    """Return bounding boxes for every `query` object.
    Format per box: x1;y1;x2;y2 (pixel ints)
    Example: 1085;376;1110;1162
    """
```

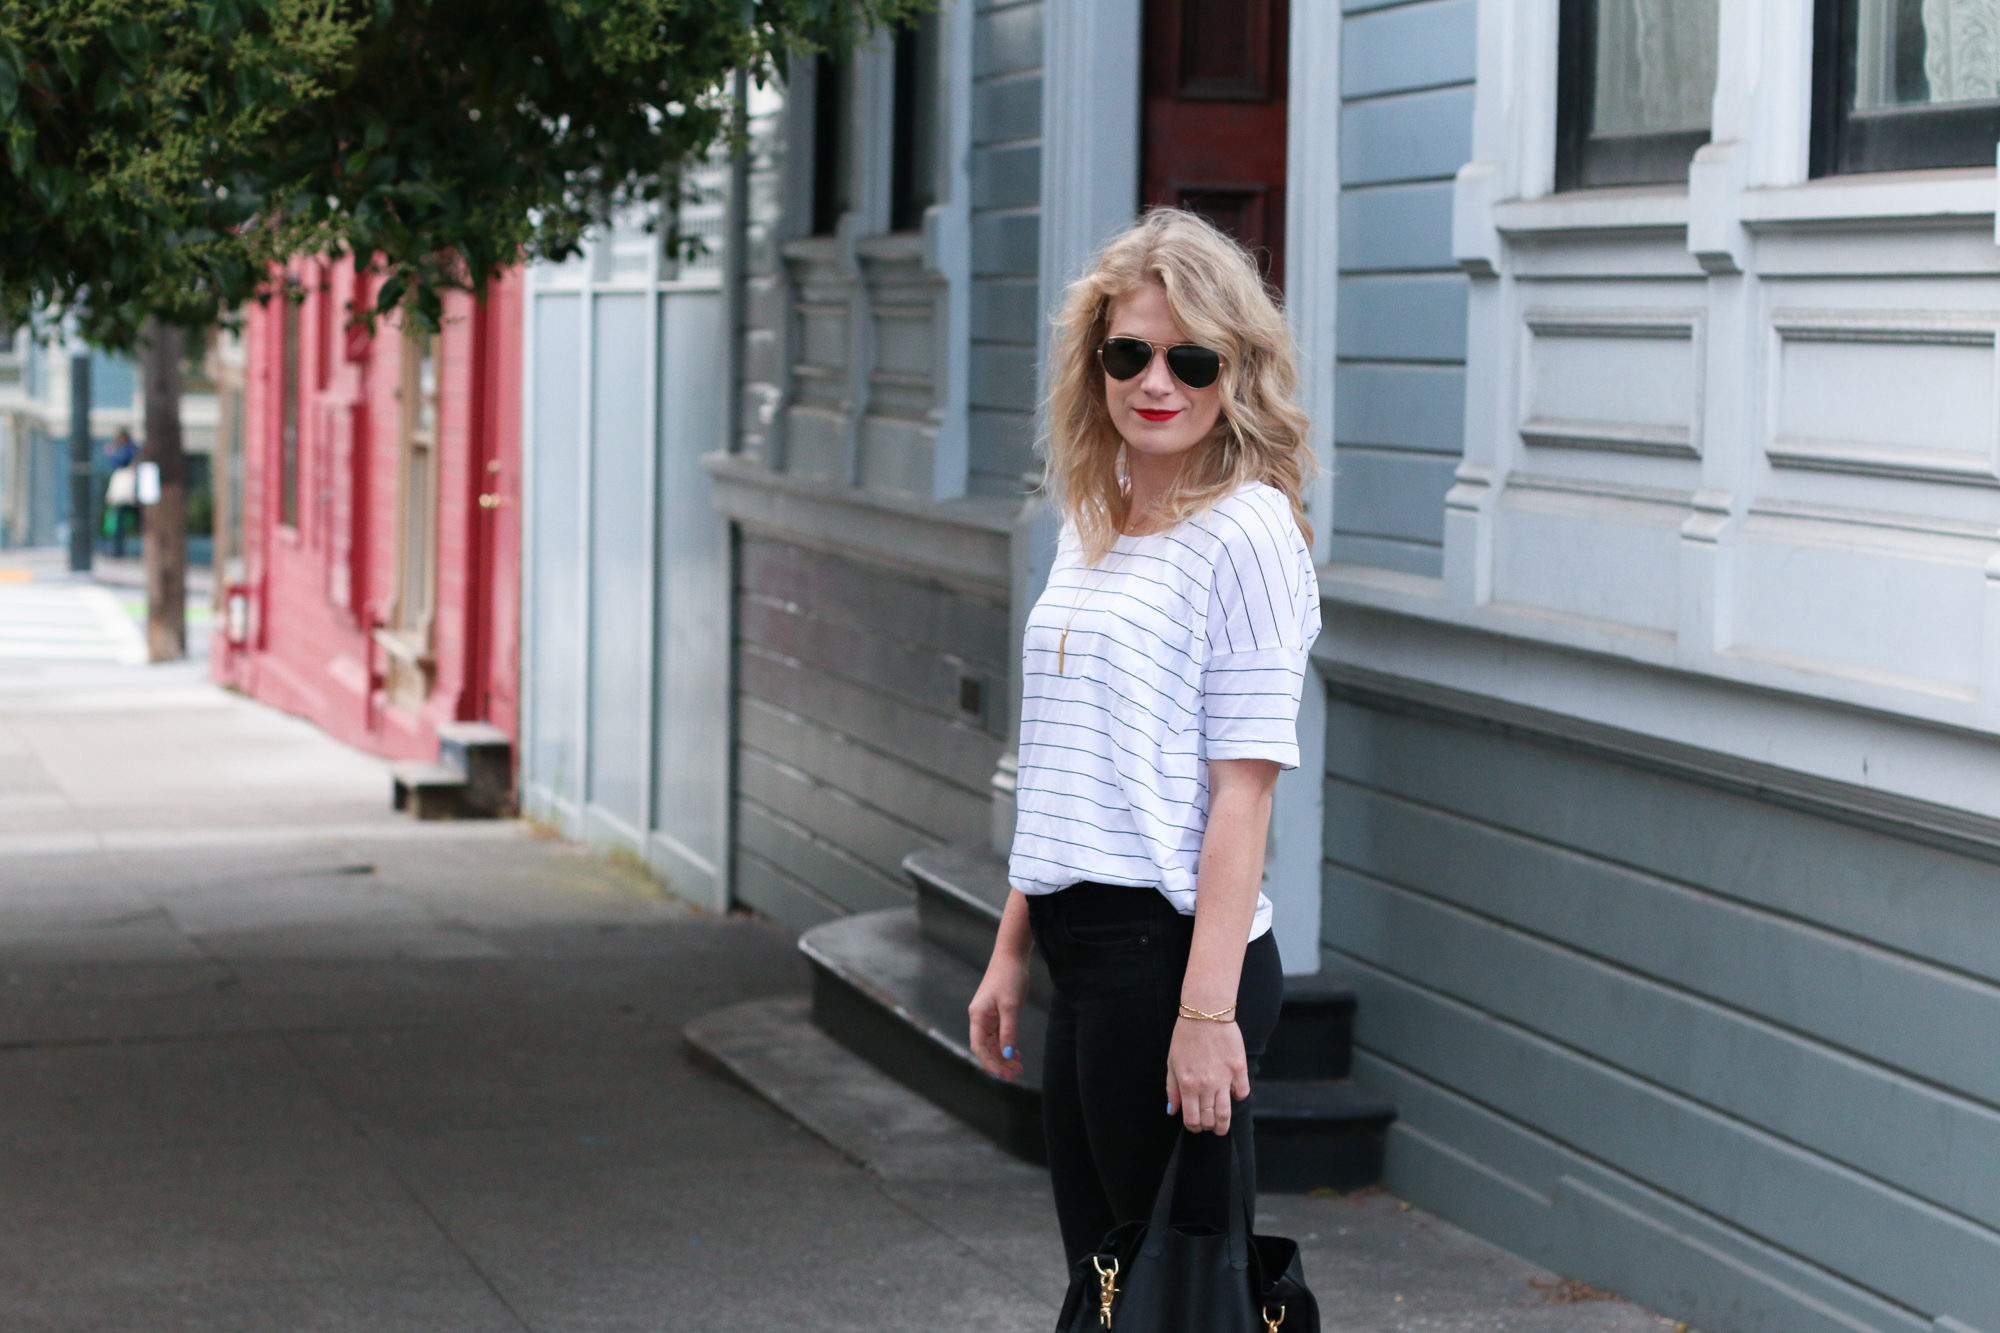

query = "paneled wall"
968;0;1044;494
1333;0;1475;575
734;535;1010;930
1323;683;2000;1333
520;212;733;909
723;3;1038;929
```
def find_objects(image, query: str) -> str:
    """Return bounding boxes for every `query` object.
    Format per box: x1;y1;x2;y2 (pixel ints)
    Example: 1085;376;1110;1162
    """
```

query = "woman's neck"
1123;448;1187;535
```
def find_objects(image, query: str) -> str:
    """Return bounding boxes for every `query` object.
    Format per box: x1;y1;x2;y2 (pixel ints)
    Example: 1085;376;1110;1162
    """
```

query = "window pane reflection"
1592;0;1719;133
1856;0;2000;108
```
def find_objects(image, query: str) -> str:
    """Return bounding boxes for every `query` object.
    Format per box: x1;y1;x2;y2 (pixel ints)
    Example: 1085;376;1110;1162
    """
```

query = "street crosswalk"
0;583;148;664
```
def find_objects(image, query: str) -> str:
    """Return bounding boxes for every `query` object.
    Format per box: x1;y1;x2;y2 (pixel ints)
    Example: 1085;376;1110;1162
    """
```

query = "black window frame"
1555;0;1713;191
889;14;941;233
1810;0;2000;175
810;52;849;236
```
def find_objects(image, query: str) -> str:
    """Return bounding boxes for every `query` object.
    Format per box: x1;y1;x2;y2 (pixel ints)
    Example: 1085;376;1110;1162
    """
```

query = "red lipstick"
1134;408;1180;422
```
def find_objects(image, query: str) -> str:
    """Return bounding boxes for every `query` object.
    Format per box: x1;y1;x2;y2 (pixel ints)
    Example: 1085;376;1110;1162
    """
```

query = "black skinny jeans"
1028;882;1285;1268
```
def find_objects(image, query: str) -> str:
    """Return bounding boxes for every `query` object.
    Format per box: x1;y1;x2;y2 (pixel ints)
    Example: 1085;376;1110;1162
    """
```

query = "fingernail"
1167;1102;1175;1115
1002;1046;1015;1059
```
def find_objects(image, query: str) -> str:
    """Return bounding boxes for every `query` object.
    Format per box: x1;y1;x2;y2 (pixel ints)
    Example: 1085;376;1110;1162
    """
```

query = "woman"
969;208;1319;1271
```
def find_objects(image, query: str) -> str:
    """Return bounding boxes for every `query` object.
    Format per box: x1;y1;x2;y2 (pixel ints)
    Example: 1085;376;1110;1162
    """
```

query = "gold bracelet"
1178;1002;1237;1023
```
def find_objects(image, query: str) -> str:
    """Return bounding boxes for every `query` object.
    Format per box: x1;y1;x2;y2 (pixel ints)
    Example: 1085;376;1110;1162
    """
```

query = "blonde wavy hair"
1046;208;1313;565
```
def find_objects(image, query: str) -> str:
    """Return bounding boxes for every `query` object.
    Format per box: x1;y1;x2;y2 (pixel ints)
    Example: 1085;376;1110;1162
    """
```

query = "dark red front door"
1142;0;1290;291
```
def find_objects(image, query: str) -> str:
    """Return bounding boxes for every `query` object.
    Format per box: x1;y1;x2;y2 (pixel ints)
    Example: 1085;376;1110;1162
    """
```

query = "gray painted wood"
1336;362;1467;453
974;3;1043;78
1336;961;2000;1325
973;72;1043;144
973;142;1042;210
740;536;1010;668
1359;1053;1935;1333
1343;0;1477;98
969;410;1038;491
971;279;1042;343
739;697;992;846
1326;699;2000;984
1338;273;1470;361
1328;776;2000;1108
585;292;653;830
972;212;1041;277
526;295;583;803
1339;86;1477;186
740;747;940;885
738;595;1003;734
736;848;845;931
1325;857;2000;1228
969;344;1039;412
738;643;1000;795
1340;181;1458;272
737;798;916;916
1326;532;1443;576
1323;693;2000;1333
1330;447;1457;544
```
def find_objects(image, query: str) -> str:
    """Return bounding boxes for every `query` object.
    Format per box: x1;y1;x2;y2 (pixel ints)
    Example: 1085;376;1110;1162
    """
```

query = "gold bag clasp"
1091;1256;1119;1328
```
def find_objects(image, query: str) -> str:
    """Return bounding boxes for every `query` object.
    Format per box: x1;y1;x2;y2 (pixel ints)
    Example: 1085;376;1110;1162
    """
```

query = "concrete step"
390;761;478;821
434;721;513;816
904;843;1363;1081
801;905;1397;1190
803;906;1051;1164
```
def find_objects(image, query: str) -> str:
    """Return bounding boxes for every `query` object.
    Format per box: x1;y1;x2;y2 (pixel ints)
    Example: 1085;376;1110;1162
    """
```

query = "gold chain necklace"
1058;550;1126;675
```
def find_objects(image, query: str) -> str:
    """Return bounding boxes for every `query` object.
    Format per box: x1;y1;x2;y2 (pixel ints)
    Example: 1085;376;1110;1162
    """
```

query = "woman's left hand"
1166;1016;1250;1134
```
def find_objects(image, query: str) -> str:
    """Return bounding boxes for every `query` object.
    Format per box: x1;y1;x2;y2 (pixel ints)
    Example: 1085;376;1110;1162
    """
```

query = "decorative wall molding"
1519;419;1698;458
704;451;1017;593
1519;308;1704;459
1767;309;2000;486
1321;658;2000;867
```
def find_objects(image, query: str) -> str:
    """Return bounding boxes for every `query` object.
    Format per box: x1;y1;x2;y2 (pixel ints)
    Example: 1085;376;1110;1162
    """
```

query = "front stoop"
391;722;514;820
798;841;1398;1192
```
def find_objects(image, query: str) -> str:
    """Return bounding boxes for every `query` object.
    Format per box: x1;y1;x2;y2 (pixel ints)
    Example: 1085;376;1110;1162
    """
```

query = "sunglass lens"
1099;337;1152;380
1166;345;1222;390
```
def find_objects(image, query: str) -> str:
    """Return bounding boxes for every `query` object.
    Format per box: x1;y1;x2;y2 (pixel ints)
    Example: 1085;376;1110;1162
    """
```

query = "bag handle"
1140;1127;1253;1272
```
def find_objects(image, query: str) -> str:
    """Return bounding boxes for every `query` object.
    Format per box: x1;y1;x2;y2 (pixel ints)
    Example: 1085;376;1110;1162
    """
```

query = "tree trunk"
140;319;187;663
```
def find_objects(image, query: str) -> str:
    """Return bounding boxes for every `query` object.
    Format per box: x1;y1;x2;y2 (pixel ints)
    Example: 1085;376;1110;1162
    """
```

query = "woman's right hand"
970;891;1034;1082
969;950;1028;1082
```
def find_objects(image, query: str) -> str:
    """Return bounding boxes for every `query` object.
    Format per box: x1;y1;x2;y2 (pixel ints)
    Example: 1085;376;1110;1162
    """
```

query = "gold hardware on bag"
1263;1305;1286;1332
1092;1255;1120;1328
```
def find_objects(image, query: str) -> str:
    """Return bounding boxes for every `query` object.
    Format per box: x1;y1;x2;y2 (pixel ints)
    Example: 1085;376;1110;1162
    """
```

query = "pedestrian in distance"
969;209;1320;1295
102;428;141;559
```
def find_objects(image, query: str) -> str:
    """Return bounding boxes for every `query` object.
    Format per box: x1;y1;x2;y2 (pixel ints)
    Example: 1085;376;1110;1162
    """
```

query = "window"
1556;0;1719;189
890;14;942;231
395;331;438;640
280;292;300;528
382;330;439;709
811;53;852;235
1813;0;2000;173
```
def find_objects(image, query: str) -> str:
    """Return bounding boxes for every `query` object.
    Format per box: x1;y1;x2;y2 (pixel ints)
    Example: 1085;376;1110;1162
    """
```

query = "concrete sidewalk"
0;651;1680;1332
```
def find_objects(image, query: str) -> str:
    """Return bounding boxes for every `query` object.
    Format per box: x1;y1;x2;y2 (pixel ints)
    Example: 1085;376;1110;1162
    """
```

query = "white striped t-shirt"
1008;482;1320;940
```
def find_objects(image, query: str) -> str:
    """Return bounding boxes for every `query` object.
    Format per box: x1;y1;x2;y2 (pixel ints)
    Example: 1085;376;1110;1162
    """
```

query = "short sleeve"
1200;491;1320;769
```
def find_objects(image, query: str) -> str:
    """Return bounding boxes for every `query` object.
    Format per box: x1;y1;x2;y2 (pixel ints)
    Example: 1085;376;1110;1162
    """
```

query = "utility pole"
67;347;92;573
140;318;187;661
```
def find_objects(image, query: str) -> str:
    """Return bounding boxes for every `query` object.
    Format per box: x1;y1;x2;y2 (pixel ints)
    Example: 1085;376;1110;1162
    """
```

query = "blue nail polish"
1167;1102;1176;1115
1002;1046;1016;1059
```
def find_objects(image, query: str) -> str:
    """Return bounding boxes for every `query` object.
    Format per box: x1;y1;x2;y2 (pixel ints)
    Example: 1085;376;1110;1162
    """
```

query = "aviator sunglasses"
1096;336;1224;391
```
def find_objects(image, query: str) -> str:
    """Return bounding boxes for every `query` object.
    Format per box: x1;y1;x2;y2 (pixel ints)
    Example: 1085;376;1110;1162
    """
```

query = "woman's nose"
1139;349;1176;395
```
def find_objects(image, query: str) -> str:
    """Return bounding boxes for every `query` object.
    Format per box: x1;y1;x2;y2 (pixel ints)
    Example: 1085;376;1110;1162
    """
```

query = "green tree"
1;0;918;658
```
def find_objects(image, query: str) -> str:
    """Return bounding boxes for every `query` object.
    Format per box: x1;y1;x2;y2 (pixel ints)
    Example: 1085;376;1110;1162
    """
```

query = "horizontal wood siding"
1323;687;2000;1333
734;535;1008;929
968;0;1042;495
1334;0;1474;576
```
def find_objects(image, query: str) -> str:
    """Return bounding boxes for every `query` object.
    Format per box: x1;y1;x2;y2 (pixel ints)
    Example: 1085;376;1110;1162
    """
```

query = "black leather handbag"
1056;1127;1320;1333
